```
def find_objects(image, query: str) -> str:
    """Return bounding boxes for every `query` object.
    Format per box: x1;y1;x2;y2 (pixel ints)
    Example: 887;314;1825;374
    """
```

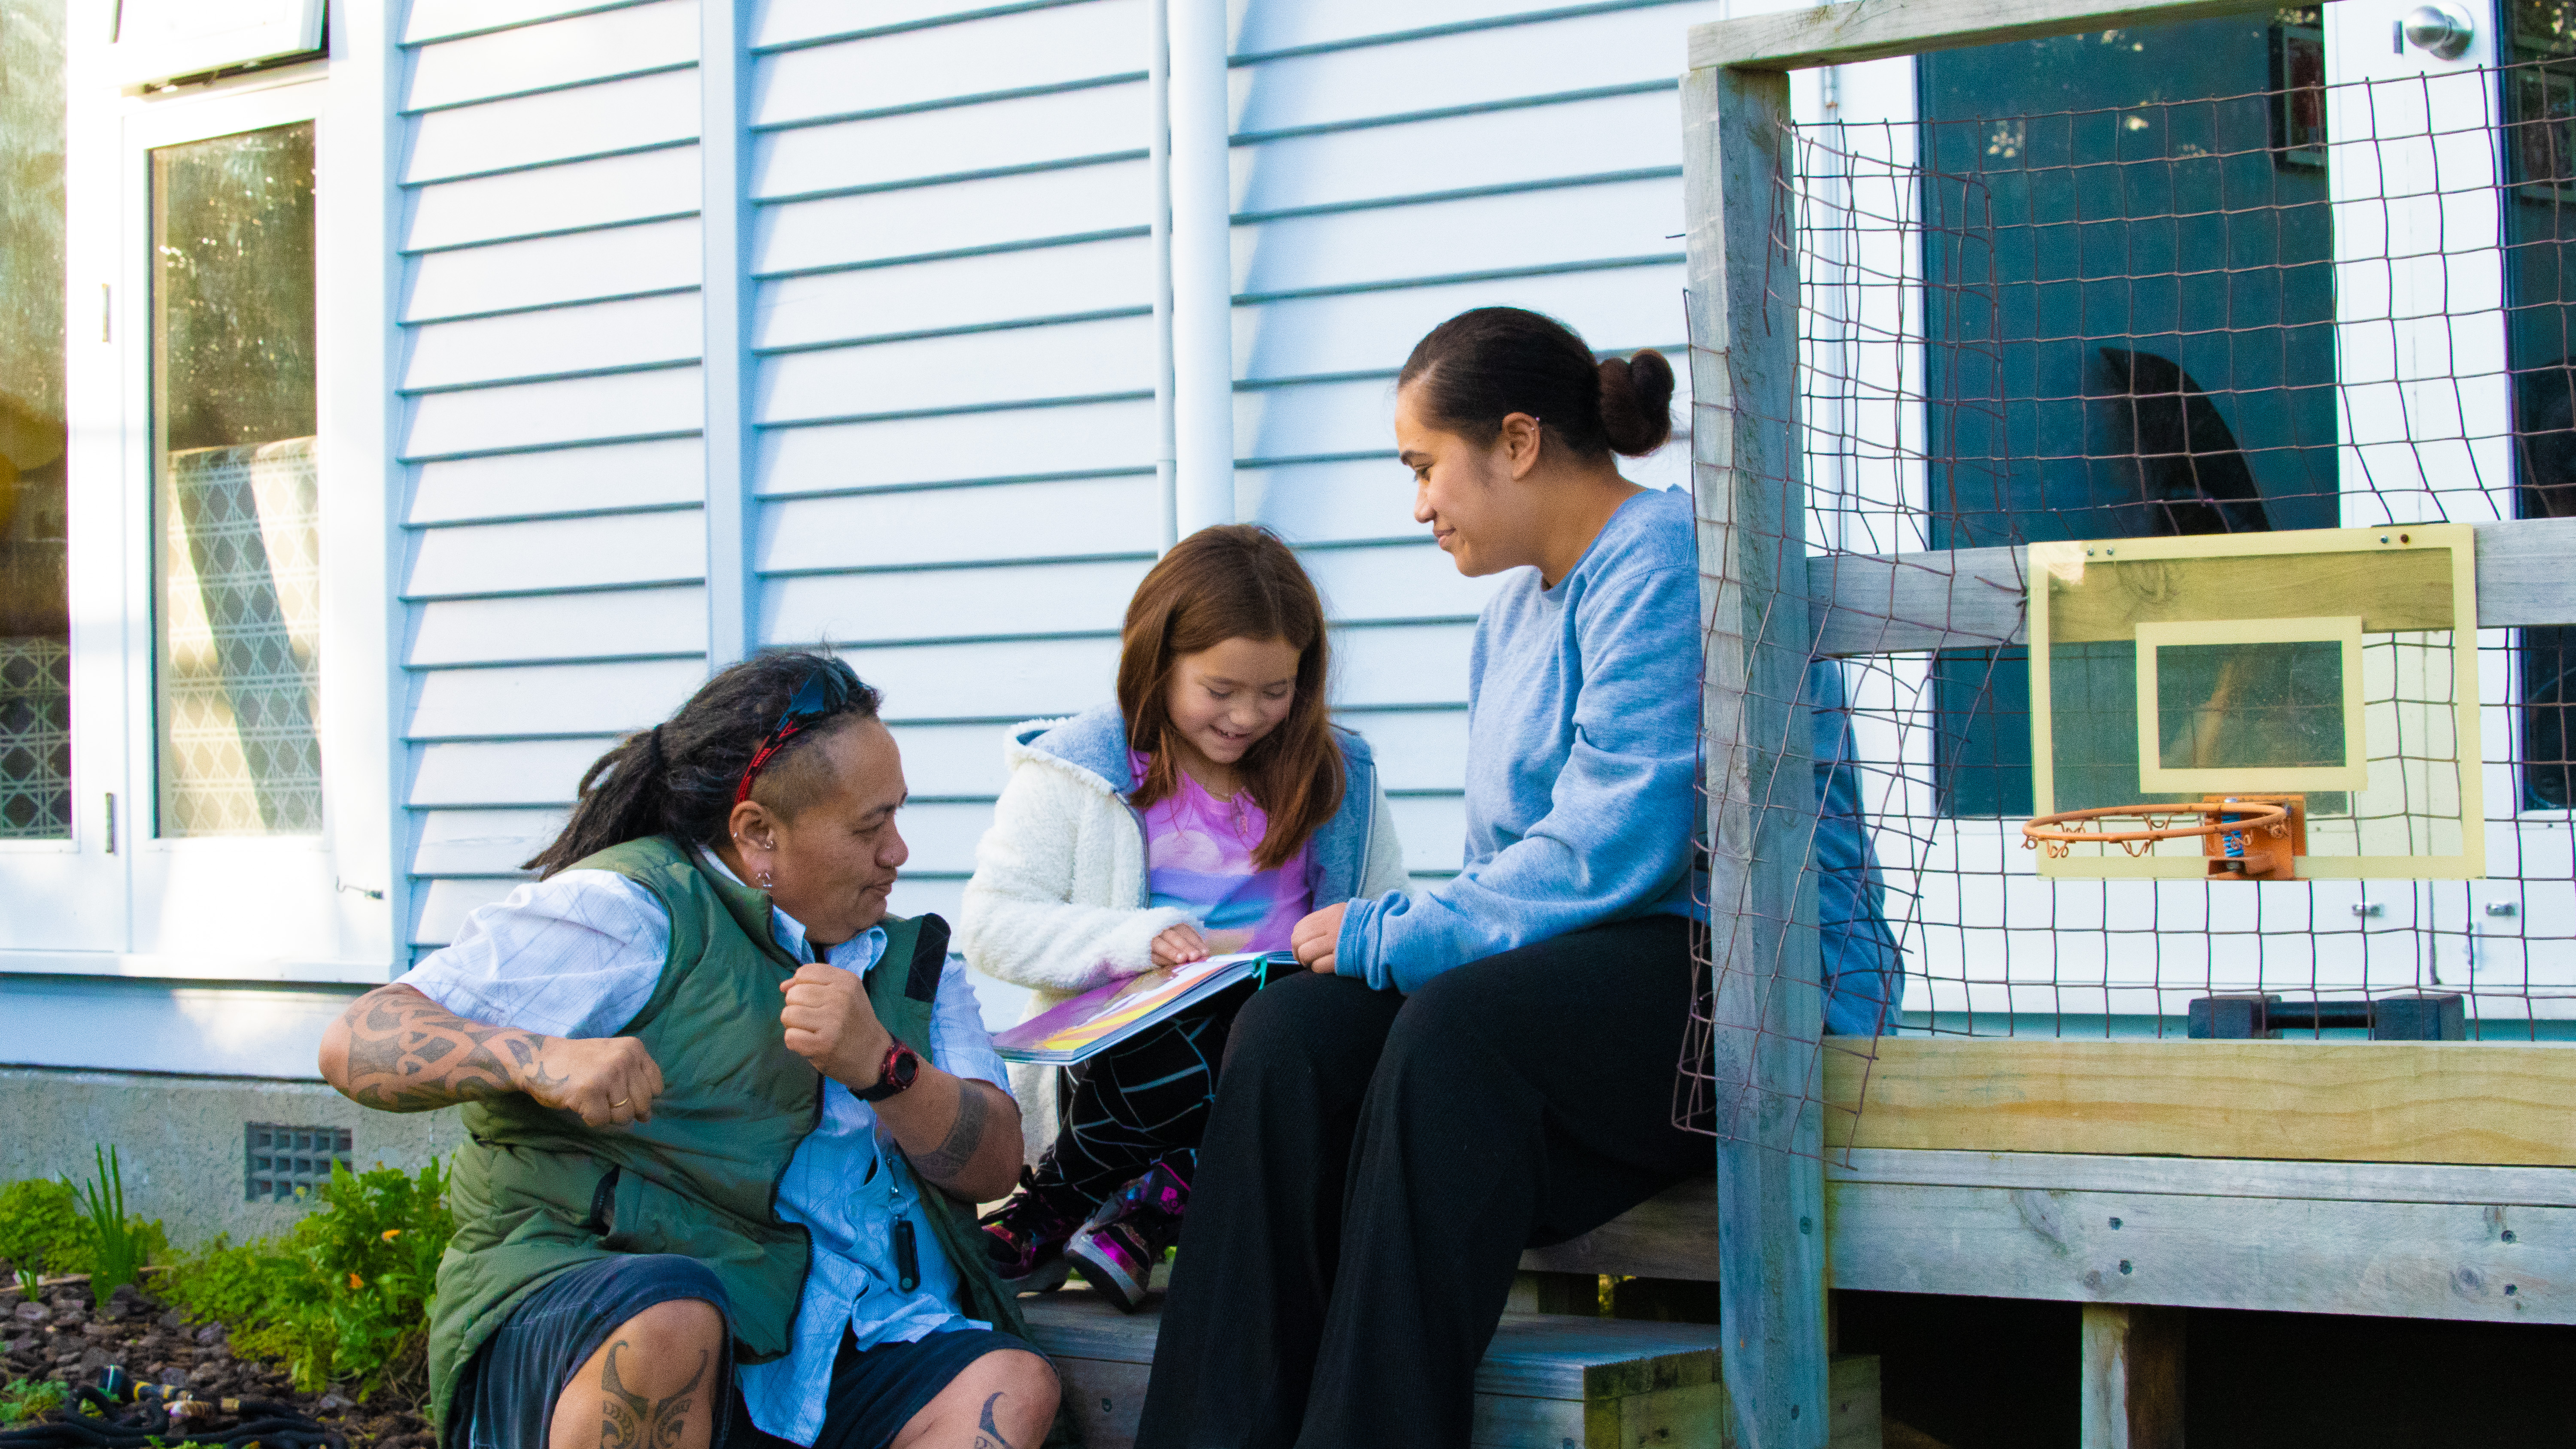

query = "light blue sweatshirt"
1336;488;1702;992
1334;487;1905;1032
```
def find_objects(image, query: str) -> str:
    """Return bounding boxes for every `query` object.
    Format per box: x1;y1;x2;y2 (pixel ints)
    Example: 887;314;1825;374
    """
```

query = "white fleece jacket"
958;724;1410;1163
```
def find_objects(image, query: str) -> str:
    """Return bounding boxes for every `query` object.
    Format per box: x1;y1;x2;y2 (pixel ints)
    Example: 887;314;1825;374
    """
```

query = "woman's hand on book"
1151;923;1211;967
1292;902;1348;975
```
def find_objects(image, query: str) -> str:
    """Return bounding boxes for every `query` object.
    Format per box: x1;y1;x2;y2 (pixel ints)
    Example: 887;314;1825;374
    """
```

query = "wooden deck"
1526;1039;2576;1325
1018;1288;1884;1449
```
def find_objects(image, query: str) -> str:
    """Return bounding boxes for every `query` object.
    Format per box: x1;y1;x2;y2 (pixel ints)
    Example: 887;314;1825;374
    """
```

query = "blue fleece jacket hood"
1012;702;1384;908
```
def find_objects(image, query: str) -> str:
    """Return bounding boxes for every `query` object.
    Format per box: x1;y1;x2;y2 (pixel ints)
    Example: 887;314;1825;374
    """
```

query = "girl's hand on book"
1292;902;1348;975
1151;923;1211;967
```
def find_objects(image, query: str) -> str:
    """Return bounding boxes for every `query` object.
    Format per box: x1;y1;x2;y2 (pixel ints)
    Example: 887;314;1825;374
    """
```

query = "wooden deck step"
1018;1288;1882;1448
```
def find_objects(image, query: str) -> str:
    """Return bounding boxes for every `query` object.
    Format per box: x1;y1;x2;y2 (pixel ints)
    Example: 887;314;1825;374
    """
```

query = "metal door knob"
2401;1;2475;59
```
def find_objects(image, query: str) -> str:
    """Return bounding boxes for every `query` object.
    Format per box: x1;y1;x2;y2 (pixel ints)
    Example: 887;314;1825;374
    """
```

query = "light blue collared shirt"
400;852;1010;1448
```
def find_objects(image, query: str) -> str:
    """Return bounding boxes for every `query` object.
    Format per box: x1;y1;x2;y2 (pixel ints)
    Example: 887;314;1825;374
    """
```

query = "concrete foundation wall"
0;1067;465;1251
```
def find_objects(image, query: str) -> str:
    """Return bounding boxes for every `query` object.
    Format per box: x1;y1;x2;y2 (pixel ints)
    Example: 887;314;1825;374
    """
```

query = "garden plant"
0;1152;451;1449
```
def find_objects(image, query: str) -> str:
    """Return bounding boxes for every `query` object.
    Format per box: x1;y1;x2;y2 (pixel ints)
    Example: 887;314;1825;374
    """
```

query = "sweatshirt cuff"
1335;894;1394;991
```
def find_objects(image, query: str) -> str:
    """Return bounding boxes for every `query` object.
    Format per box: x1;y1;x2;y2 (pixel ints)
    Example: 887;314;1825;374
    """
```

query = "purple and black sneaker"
1064;1159;1190;1312
978;1169;1089;1293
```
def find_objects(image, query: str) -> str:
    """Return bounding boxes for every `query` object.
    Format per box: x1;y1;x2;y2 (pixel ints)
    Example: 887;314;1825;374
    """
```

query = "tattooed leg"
974;1390;1015;1449
600;1341;708;1449
599;1341;650;1449
887;1348;1056;1449
550;1300;727;1449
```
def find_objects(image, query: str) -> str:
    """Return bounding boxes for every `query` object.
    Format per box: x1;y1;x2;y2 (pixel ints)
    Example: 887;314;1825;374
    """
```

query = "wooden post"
1687;58;1830;1449
2081;1304;2186;1449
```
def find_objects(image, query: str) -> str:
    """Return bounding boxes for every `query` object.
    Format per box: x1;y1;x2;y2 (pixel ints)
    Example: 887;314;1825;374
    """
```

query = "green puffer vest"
423;835;1031;1444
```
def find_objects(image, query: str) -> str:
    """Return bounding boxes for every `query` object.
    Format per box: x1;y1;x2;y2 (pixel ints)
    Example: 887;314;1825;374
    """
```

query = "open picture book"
991;951;1299;1065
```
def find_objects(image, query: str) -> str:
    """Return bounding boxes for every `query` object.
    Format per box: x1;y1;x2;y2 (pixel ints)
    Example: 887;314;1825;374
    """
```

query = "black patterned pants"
1027;977;1260;1202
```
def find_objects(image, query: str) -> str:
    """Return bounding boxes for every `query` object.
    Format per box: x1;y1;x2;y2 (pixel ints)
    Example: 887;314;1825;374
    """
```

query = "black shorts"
457;1254;1037;1449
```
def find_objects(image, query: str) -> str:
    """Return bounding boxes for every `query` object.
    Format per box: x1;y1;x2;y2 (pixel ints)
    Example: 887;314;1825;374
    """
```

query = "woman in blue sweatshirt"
1135;307;1899;1449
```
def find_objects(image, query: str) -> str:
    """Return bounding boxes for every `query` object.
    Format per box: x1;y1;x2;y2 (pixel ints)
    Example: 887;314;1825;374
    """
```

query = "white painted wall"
395;0;714;954
1229;0;1710;905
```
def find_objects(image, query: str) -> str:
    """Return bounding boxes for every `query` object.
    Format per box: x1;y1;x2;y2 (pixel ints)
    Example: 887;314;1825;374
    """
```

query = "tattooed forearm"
972;1390;1016;1449
907;1079;991;1186
332;985;544;1112
597;1340;707;1449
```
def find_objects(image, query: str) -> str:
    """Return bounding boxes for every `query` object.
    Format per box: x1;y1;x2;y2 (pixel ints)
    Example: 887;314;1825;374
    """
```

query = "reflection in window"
0;0;68;840
2509;2;2576;808
152;123;319;837
1918;10;2339;815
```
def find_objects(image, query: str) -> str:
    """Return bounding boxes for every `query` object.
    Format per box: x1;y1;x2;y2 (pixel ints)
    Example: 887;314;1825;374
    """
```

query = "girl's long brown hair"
1118;524;1343;870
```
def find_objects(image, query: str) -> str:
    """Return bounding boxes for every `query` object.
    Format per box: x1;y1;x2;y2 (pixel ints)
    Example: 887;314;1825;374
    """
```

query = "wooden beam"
1689;56;1833;1449
1829;1178;2570;1321
1832;1147;2576;1206
1826;1038;2576;1166
1808;515;2576;656
1691;0;2265;72
2081;1305;2185;1449
1524;1155;2576;1321
2469;514;2576;627
1808;546;2024;655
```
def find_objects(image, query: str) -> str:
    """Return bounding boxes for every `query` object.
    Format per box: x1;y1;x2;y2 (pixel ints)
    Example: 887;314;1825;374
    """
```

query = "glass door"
120;83;353;965
0;0;124;954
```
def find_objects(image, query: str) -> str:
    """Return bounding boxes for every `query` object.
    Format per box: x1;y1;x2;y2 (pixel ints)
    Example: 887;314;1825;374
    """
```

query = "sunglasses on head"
733;659;862;805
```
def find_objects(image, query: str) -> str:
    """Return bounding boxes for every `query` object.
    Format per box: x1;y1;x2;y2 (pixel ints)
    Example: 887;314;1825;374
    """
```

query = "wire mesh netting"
1680;10;2576;1145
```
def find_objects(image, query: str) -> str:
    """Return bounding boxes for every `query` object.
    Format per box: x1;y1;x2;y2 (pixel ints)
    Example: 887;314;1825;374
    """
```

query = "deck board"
1823;1039;2576;1166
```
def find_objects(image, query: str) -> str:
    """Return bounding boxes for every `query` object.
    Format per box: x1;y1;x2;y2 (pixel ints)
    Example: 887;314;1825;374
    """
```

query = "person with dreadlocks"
318;652;1059;1449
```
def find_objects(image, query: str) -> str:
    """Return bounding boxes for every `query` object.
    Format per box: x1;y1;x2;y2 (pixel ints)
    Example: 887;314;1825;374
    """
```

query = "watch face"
890;1048;919;1087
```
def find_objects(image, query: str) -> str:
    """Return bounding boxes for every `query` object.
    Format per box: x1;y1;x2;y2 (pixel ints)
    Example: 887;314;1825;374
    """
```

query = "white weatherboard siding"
385;0;1720;977
398;0;710;952
1232;0;1709;893
745;0;1159;945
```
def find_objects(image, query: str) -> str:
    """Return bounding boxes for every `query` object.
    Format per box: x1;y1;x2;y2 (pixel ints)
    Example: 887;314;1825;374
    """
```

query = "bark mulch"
0;1281;433;1449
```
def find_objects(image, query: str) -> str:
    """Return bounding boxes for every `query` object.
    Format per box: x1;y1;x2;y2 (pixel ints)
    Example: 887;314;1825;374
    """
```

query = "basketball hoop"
2022;797;2304;881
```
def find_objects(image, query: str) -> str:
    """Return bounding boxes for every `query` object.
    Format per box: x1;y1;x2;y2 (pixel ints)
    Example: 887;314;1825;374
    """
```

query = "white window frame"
0;24;399;987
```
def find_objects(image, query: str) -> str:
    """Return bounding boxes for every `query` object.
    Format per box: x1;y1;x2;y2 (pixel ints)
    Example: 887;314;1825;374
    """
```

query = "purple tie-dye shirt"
1130;751;1313;955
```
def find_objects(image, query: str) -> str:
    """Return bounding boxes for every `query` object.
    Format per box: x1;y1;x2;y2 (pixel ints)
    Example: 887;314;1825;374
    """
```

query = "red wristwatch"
856;1041;920;1102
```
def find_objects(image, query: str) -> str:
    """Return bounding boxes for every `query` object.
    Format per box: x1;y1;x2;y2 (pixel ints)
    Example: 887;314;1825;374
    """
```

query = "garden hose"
0;1385;347;1449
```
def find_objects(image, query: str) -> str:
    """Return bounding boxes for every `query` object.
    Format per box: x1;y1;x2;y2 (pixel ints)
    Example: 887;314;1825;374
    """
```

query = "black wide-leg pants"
1133;914;1707;1449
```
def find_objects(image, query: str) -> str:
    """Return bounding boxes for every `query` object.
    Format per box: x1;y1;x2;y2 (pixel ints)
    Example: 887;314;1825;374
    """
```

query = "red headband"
733;721;809;804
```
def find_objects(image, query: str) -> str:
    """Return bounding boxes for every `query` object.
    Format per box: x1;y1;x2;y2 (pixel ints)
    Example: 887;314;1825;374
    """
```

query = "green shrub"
0;1379;67;1425
162;1159;454;1399
0;1160;167;1292
0;1179;88;1280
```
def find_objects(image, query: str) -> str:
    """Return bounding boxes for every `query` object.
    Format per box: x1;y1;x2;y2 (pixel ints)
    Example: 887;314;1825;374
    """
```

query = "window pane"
0;0;68;840
2154;639;2346;771
2505;5;2576;808
151;122;319;837
1917;12;2340;815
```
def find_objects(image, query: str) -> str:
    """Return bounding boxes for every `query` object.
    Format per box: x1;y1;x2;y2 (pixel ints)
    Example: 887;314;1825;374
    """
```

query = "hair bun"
1596;349;1675;457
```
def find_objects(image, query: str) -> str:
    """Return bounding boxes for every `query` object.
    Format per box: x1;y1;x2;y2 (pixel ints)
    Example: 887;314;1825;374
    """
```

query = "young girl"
958;524;1408;1310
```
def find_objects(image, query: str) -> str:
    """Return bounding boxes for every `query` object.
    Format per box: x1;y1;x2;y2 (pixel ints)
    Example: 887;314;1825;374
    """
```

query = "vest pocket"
584;1165;620;1236
599;1165;741;1258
